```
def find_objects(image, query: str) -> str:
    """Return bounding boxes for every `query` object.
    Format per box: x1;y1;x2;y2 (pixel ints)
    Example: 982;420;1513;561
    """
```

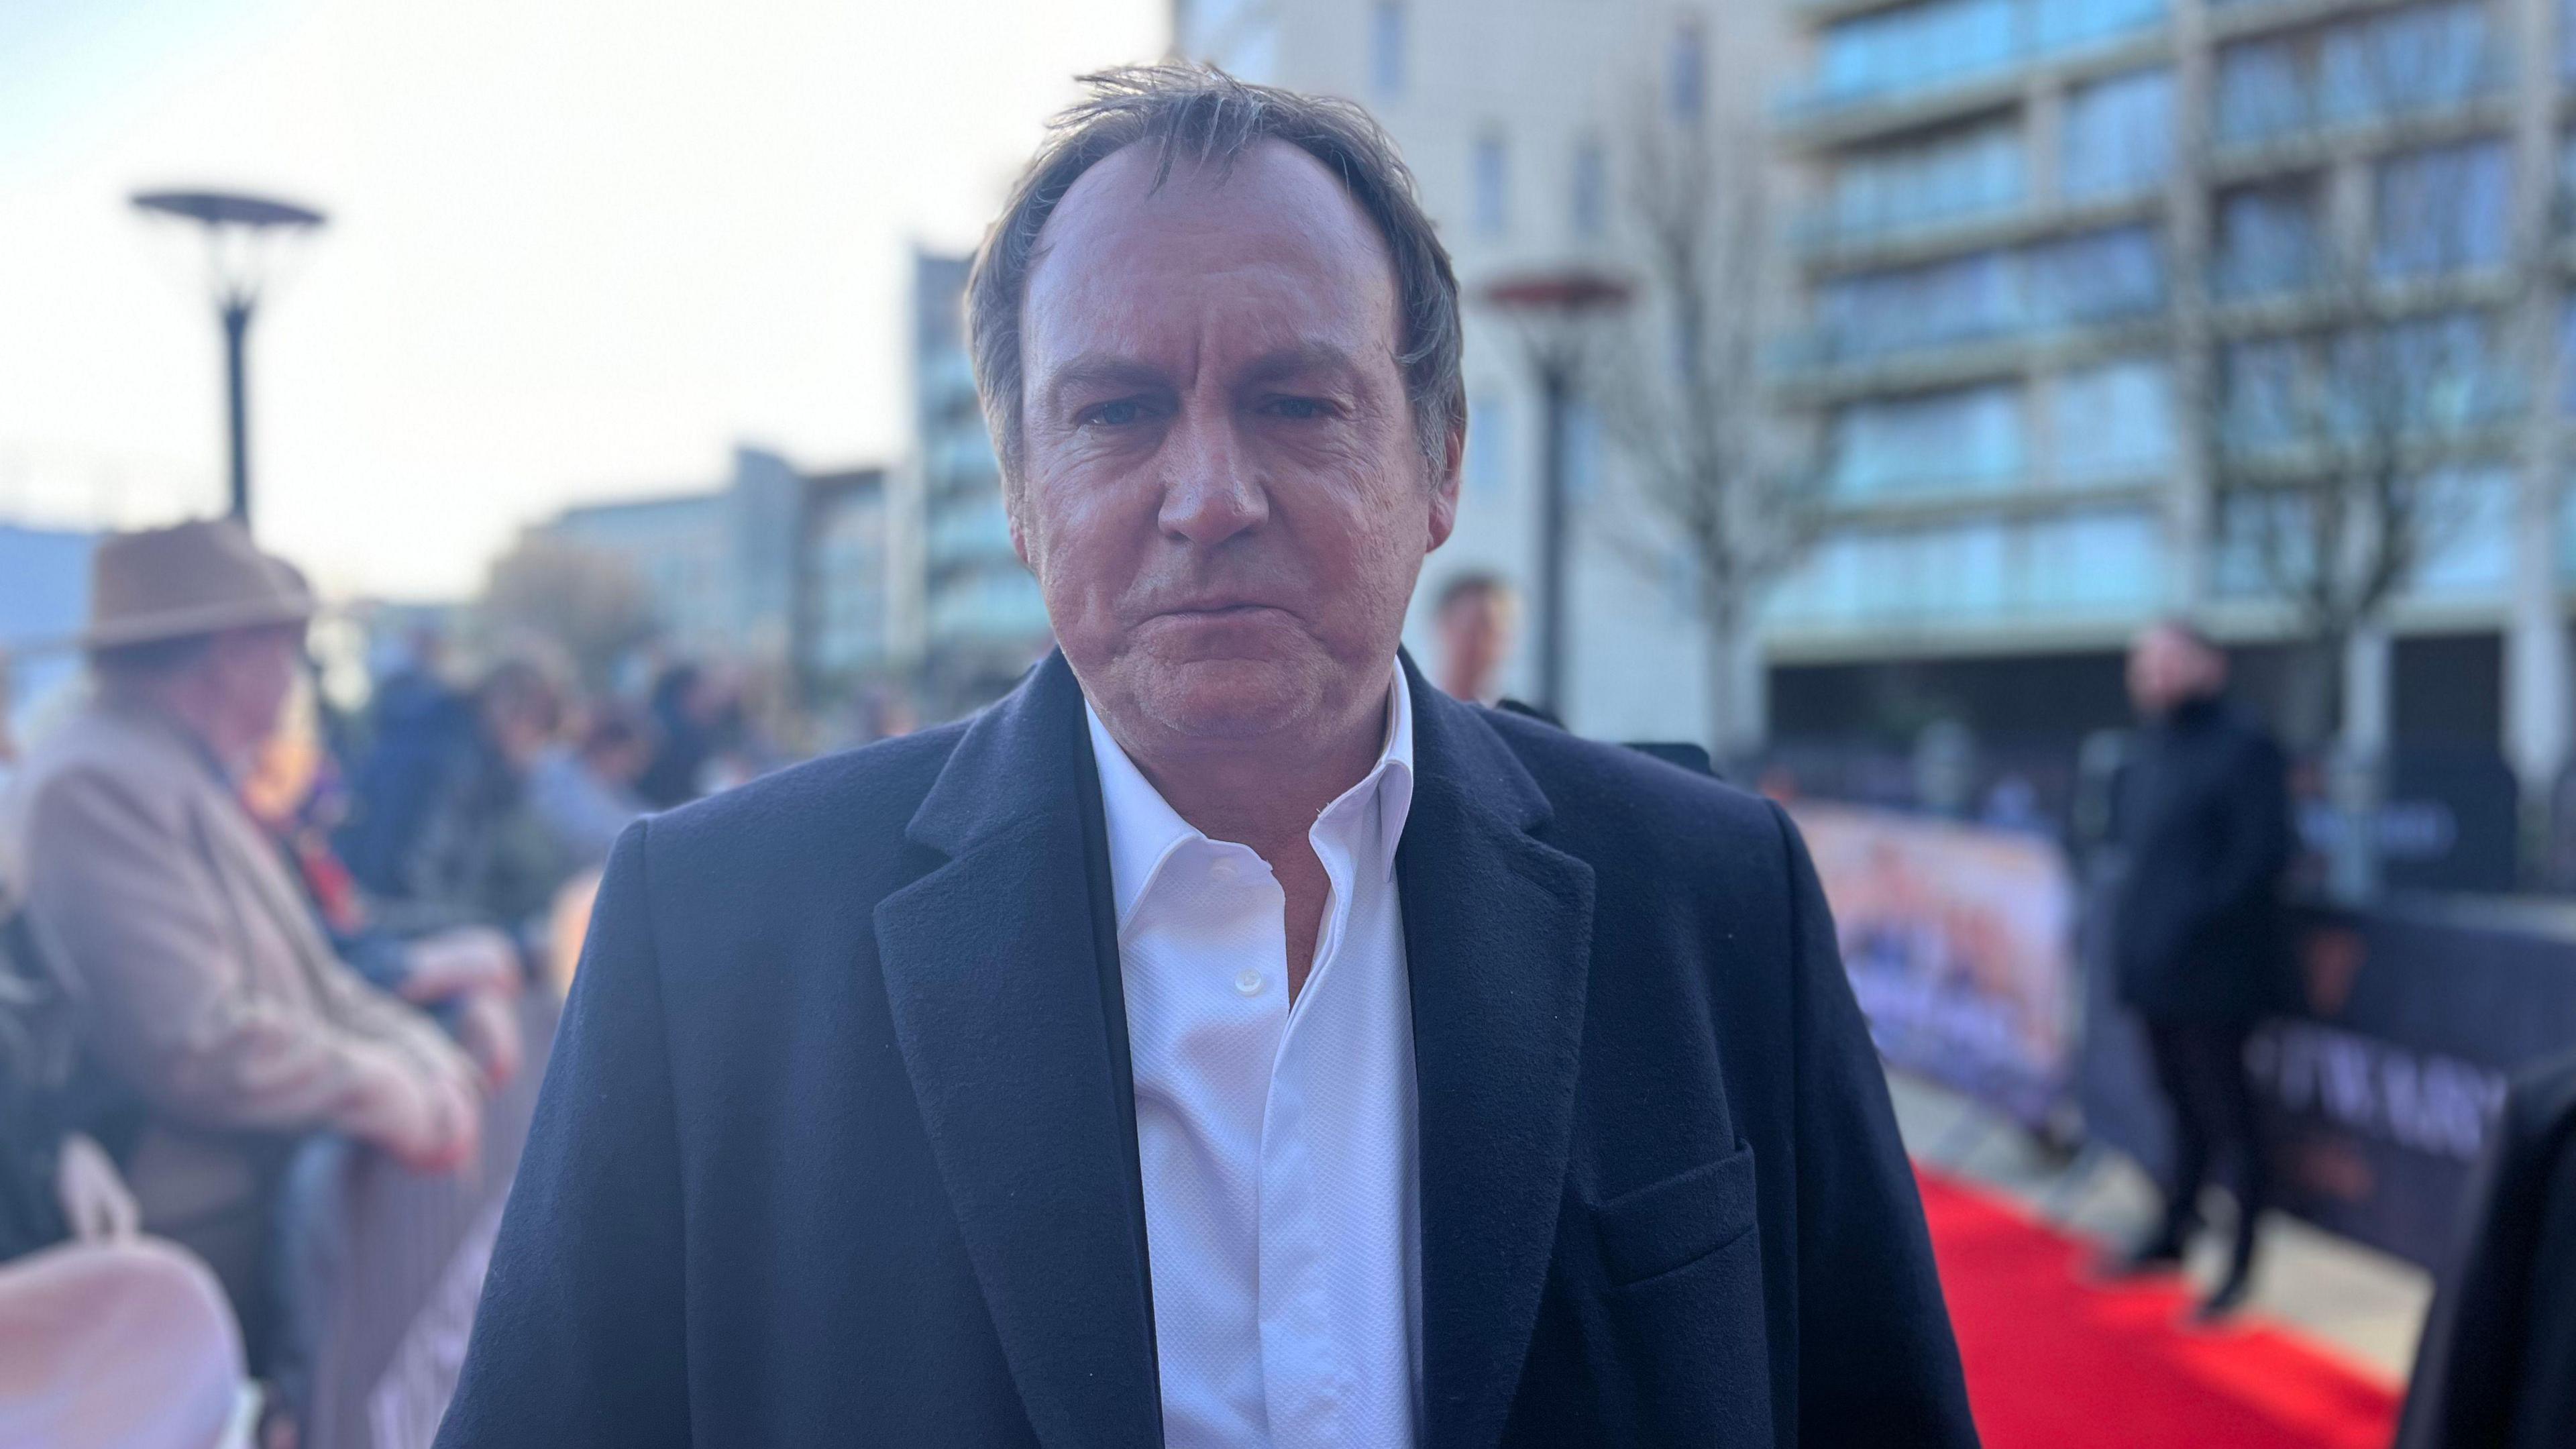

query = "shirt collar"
1083;661;1415;931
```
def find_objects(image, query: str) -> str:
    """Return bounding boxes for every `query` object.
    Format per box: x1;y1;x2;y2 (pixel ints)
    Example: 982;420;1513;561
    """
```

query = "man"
1430;571;1517;704
2105;620;2292;1320
2;519;483;1362
526;706;654;871
442;67;1972;1447
340;655;574;938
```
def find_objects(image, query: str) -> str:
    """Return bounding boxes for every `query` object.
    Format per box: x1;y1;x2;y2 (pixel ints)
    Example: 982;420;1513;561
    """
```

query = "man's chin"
1136;657;1322;742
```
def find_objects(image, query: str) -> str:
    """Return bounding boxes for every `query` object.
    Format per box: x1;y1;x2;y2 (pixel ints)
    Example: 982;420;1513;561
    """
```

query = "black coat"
2110;698;2294;1025
2398;1050;2576;1449
435;653;1976;1448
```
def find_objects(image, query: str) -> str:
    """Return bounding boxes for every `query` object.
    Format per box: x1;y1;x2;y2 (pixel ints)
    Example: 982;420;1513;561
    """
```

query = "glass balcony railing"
1777;0;2167;126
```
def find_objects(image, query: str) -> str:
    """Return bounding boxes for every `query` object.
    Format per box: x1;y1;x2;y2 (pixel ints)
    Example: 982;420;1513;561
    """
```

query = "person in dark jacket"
338;657;572;941
437;66;1975;1448
2397;1048;2576;1448
2104;619;2293;1319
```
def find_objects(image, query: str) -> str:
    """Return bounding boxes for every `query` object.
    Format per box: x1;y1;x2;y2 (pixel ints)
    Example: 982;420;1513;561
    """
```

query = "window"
2319;1;2491;123
2061;68;2173;199
1467;390;1510;494
2052;358;2174;482
2214;179;2320;297
1572;138;1607;239
2031;0;2169;50
2562;299;2576;413
2027;225;2163;327
1176;0;1280;83
1370;1;1405;100
1766;509;2159;626
2216;38;2305;143
1815;0;2163;104
1832;383;2026;498
1819;0;2015;101
2217;3;2494;144
2559;131;2576;235
2408;469;2510;598
1668;18;1706;121
1832;119;2023;238
1474;133;1509;237
2377;140;2510;276
1821;248;2017;359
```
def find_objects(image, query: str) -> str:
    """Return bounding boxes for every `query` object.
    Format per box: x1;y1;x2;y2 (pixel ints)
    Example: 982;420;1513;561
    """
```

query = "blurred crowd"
0;520;794;1448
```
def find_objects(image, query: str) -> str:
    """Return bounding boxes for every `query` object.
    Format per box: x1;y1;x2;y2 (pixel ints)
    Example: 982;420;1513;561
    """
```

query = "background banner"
2079;892;2576;1271
1792;802;2078;1130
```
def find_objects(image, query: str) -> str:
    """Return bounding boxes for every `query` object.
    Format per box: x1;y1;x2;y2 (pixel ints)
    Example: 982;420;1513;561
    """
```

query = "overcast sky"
0;0;1164;600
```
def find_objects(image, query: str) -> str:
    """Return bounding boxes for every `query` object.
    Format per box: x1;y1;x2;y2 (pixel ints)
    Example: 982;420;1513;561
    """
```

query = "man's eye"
1264;396;1333;420
1081;399;1147;427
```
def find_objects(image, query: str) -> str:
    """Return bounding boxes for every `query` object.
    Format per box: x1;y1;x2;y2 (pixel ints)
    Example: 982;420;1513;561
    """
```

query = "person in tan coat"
0;520;482;1363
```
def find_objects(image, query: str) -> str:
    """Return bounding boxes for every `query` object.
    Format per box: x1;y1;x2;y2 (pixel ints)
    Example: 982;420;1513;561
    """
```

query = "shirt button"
1234;969;1265;996
1210;858;1239;881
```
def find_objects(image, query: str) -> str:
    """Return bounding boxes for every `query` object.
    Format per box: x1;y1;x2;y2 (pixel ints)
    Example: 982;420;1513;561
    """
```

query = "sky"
0;0;1165;600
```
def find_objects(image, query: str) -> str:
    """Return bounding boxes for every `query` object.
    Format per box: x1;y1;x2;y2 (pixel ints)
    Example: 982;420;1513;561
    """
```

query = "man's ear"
1425;417;1466;553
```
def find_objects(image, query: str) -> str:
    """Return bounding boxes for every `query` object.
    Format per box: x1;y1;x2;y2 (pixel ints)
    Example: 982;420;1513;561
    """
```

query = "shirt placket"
1256;788;1376;1448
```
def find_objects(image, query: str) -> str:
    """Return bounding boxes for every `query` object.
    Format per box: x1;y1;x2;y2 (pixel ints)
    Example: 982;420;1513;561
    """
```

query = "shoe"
2190;1273;2252;1324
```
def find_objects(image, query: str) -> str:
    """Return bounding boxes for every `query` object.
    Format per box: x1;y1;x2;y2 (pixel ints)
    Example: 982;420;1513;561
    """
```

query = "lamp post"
1479;270;1631;719
131;190;327;530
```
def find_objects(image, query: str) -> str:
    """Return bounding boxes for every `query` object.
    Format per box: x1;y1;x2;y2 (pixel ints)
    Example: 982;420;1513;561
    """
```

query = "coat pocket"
1592;1142;1758;1288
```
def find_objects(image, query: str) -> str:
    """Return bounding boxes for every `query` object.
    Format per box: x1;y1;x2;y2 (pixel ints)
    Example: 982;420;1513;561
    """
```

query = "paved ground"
1889;1075;2432;1384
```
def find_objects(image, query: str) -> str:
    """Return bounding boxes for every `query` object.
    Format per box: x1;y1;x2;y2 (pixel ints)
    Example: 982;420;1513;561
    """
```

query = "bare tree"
478;535;659;692
1587;104;1825;759
2186;11;2516;749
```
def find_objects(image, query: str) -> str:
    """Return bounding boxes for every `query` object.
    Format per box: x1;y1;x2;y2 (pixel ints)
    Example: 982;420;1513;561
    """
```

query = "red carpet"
1916;1169;2402;1449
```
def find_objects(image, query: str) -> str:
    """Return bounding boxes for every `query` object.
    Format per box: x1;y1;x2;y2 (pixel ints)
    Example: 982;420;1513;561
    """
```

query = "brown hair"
966;63;1464;506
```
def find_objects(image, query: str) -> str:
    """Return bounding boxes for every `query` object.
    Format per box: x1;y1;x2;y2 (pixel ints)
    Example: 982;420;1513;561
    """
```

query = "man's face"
207;625;303;751
1012;141;1462;753
2127;627;2215;718
1436;590;1515;698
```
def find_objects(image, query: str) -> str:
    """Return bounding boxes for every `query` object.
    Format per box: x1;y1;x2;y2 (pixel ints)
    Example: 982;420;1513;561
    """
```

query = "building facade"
533;445;894;702
1769;0;2572;804
1180;0;2576;816
1175;0;1792;744
906;248;1054;714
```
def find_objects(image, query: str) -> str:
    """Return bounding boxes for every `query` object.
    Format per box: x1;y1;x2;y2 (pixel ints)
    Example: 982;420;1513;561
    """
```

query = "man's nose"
1156;409;1267;548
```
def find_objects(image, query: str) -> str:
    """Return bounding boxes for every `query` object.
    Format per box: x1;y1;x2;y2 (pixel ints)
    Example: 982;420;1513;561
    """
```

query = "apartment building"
902;248;1054;715
1770;0;2571;804
533;446;894;702
1175;0;1788;743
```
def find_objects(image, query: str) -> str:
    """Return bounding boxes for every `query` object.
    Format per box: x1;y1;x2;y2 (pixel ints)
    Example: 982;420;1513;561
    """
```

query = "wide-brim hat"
64;518;318;652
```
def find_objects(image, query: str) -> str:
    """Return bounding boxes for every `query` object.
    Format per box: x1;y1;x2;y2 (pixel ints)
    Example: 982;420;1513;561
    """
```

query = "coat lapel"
1399;666;1597;1449
873;653;1161;1449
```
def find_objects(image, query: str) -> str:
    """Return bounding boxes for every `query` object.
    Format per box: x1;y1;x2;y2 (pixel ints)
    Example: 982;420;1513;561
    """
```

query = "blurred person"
0;521;483;1366
443;67;1973;1448
526;706;654;871
339;656;574;944
2100;619;2292;1320
1430;569;1518;704
0;1236;252;1449
634;662;729;808
241;688;523;1091
0;884;252;1449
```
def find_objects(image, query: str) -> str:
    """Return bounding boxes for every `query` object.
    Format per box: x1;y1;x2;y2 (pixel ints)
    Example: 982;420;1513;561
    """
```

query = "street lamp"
131;189;327;529
1479;268;1631;720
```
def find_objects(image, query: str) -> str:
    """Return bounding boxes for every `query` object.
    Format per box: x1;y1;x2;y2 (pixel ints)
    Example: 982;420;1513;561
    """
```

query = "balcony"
1776;5;2168;147
1794;185;2162;270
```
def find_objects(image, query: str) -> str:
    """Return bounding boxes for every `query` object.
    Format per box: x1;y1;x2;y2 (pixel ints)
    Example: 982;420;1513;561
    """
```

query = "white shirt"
1083;667;1420;1449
